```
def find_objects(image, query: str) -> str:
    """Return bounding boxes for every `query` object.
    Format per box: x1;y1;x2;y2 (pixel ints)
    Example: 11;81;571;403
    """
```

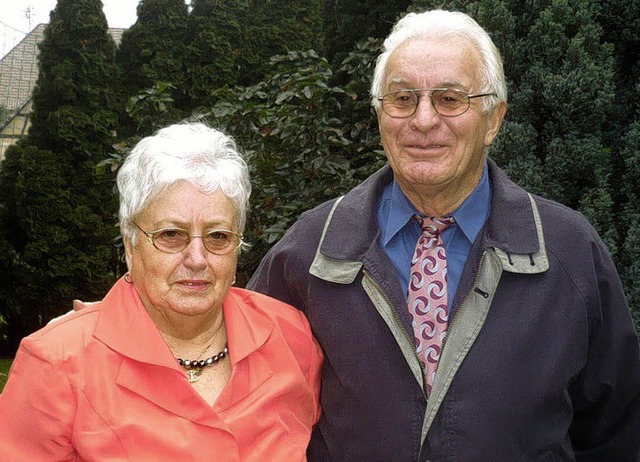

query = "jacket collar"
92;280;276;422
223;288;275;364
311;159;548;281
93;277;177;370
482;160;549;274
94;281;274;367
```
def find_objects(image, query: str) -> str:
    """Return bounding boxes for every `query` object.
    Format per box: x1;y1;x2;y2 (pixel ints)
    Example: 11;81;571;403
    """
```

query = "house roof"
0;23;125;119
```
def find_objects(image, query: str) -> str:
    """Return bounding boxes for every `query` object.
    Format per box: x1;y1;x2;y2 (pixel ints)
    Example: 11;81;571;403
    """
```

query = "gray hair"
371;9;507;113
117;122;251;244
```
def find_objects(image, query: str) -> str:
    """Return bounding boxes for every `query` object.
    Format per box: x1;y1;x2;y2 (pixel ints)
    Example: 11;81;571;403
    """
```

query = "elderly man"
248;9;640;461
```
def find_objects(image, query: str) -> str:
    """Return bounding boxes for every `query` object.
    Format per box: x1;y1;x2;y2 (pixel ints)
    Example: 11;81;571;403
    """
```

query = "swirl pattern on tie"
407;215;455;393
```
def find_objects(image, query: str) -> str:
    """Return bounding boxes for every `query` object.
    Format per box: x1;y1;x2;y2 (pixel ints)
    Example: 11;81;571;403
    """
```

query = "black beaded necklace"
177;344;228;383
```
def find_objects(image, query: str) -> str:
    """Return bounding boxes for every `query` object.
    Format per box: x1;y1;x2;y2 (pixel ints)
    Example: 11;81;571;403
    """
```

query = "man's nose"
411;94;440;129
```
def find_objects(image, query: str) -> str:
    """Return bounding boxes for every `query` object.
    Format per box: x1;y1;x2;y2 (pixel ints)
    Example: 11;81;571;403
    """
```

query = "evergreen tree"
0;0;120;354
501;0;618;252
116;0;190;137
185;0;325;104
239;0;324;86
207;39;386;283
323;0;411;69
28;0;120;156
185;0;247;108
598;0;640;259
620;83;640;326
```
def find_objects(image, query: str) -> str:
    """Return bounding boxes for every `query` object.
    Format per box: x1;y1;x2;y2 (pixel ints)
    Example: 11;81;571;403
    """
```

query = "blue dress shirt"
377;163;492;308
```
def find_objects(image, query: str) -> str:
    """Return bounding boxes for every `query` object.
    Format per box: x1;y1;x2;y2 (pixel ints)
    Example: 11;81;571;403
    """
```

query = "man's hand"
73;300;99;311
48;300;100;325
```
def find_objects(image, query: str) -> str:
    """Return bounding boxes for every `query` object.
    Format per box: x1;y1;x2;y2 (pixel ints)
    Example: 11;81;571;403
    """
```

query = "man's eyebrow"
386;77;468;90
388;77;409;86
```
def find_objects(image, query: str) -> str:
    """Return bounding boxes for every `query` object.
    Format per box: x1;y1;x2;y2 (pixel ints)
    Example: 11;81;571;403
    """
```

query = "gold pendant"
186;369;203;383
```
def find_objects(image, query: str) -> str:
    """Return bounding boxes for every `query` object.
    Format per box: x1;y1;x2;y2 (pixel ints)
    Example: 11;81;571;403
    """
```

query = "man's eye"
437;91;466;105
392;93;414;104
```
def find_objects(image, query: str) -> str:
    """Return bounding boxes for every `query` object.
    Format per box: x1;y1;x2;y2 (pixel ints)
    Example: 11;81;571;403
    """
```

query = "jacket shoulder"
19;308;100;363
284;198;340;242
231;287;309;325
533;194;604;243
229;288;321;368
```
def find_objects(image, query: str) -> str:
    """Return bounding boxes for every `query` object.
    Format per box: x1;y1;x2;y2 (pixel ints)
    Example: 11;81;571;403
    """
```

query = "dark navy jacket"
248;160;640;461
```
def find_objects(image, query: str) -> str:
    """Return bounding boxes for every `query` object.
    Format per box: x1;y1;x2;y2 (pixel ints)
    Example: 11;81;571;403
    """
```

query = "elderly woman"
0;122;323;460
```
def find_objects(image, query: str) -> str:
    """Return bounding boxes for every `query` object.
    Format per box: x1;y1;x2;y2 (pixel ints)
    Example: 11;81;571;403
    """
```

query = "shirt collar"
451;164;491;243
381;161;491;245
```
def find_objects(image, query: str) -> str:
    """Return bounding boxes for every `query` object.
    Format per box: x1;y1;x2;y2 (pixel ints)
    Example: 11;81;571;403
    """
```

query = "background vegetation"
0;359;10;391
0;0;638;356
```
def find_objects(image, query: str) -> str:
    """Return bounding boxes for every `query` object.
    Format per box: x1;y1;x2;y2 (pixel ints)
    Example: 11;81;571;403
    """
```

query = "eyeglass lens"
382;89;469;117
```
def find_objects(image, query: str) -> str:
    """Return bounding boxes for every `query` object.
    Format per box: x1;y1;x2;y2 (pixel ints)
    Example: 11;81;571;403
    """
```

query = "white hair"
117;122;251;244
371;9;507;113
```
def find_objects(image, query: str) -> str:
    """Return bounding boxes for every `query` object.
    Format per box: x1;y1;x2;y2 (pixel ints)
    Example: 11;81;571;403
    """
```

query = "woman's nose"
182;236;209;269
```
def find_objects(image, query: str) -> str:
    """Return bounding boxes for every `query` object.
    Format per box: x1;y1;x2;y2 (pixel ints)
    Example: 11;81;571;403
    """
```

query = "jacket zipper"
363;268;429;462
362;268;427;391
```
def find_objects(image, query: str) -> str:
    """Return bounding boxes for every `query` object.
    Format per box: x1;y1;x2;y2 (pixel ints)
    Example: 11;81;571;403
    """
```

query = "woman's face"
125;180;239;319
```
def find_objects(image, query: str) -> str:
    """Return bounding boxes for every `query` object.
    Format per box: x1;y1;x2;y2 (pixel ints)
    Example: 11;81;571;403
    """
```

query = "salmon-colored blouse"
0;278;323;461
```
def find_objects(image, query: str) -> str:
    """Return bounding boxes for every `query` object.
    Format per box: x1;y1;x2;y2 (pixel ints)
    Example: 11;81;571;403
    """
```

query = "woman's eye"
156;229;187;242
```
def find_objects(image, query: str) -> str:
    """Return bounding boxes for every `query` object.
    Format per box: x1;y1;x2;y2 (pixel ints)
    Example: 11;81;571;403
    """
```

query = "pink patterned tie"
407;215;455;393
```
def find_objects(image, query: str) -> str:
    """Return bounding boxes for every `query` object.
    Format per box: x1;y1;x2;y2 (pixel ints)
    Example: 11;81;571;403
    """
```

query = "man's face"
377;36;506;214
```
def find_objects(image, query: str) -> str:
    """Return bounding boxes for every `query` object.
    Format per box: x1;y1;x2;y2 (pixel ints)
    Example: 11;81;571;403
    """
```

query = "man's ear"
484;100;507;147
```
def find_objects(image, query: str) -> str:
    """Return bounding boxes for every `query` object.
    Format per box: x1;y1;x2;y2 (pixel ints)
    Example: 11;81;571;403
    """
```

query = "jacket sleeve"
297;310;323;424
570;238;640;461
247;242;297;307
247;220;315;313
0;339;77;461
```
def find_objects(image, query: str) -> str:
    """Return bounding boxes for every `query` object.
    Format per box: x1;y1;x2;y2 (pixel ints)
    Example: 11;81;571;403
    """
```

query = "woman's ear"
123;236;133;271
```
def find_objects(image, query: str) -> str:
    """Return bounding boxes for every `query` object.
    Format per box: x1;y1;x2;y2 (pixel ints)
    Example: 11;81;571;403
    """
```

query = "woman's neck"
154;309;227;359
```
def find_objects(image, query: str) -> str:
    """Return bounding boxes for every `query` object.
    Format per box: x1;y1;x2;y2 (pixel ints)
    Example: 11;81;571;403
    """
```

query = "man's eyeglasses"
134;223;243;255
378;88;496;118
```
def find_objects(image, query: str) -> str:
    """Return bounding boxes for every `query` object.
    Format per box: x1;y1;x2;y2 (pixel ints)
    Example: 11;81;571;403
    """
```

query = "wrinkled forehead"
383;36;484;91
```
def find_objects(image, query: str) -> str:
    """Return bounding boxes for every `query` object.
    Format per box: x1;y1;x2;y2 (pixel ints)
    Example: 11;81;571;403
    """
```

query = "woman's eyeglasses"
134;223;243;255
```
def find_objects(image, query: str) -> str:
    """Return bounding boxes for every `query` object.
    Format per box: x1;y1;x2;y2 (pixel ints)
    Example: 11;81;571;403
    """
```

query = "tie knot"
415;215;454;236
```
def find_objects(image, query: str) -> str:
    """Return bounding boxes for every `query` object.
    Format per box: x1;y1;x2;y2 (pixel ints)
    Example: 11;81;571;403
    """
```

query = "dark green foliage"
620;108;640;327
125;81;183;137
0;142;119;353
484;1;615;201
323;0;412;69
0;359;11;392
116;0;190;138
28;0;120;155
186;0;324;107
185;0;246;108
239;0;324;86
117;0;189;92
207;44;384;284
0;0;121;354
622;216;640;329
